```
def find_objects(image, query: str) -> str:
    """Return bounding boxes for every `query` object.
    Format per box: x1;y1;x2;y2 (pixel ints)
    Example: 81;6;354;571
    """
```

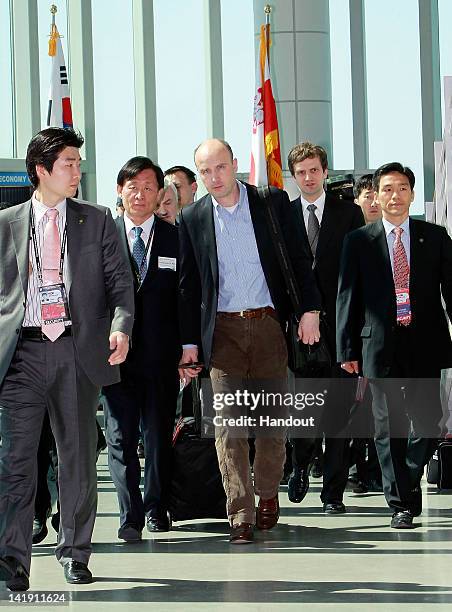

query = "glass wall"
3;0;444;214
221;0;254;173
154;0;208;175
0;0;14;158
328;0;354;171
92;0;136;207
365;0;425;213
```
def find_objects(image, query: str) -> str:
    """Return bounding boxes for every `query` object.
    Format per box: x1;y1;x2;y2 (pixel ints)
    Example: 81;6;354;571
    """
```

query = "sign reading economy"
0;172;31;188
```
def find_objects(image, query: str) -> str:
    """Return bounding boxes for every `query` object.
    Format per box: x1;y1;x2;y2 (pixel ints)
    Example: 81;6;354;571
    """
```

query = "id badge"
39;283;70;325
158;256;177;271
395;287;411;321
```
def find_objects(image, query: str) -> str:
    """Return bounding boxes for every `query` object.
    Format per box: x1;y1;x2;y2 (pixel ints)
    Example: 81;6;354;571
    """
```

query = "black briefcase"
438;440;452;490
426;449;439;484
287;316;331;375
427;440;452;490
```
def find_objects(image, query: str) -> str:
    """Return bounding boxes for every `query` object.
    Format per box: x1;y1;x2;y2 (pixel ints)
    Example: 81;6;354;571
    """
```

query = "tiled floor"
10;454;452;611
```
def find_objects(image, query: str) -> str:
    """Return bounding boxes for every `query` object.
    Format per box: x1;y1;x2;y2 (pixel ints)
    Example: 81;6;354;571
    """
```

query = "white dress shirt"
123;212;155;269
300;191;326;231
23;195;69;327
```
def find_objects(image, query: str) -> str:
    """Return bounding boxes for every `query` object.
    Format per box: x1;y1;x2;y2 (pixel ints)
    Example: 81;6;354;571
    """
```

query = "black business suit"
0;198;134;573
179;183;321;363
337;218;452;512
291;193;365;504
103;215;180;530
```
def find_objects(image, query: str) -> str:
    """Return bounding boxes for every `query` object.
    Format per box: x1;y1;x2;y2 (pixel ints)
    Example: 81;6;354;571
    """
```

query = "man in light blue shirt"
178;138;321;544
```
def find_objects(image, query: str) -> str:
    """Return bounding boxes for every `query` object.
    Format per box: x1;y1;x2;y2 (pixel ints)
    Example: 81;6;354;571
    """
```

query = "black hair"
117;156;164;189
372;162;415;192
26;127;84;188
164;165;196;184
353;173;374;199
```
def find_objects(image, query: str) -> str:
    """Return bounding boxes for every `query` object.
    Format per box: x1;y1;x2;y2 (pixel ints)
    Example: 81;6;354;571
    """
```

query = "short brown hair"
287;142;328;176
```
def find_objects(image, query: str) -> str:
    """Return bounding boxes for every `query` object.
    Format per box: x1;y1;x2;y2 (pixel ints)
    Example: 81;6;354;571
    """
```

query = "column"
349;0;368;171
132;0;158;159
204;0;224;138
418;0;442;204
10;0;41;158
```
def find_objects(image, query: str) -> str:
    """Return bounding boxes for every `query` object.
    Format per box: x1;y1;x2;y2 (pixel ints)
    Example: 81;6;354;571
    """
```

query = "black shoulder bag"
258;185;331;375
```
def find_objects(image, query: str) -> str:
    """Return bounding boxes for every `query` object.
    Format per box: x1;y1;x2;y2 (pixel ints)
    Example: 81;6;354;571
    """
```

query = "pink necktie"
393;226;411;326
42;209;65;341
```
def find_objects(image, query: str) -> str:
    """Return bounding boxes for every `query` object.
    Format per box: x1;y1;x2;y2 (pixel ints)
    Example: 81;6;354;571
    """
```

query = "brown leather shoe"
229;523;254;544
256;495;279;530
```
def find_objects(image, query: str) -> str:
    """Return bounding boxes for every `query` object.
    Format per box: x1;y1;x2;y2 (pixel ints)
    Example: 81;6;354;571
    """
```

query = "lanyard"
132;222;155;282
30;207;67;286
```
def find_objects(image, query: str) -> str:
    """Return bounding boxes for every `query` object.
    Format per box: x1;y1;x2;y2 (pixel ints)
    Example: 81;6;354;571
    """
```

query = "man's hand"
108;331;129;365
178;347;202;382
298;312;320;345
341;360;359;374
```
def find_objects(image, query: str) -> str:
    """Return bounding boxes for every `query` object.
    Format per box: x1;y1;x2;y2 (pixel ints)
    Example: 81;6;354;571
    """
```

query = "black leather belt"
21;326;72;341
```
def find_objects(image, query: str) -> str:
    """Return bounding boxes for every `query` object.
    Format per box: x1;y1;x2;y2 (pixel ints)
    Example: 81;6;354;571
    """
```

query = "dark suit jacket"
178;182;321;366
336;218;452;378
0;198;134;387
293;193;365;353
115;215;181;378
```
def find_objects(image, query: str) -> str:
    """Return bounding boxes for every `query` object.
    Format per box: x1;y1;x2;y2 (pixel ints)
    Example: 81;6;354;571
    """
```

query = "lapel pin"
79;218;84;224
419;238;424;243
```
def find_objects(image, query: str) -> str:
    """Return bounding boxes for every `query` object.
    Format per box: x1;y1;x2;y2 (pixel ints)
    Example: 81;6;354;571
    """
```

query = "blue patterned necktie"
132;226;147;281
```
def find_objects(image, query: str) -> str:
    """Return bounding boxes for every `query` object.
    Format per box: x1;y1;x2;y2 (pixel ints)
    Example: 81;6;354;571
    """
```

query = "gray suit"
0;198;134;572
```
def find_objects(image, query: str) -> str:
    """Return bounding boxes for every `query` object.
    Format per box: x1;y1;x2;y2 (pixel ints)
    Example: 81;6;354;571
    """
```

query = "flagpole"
49;5;58;57
264;5;271;61
264;5;271;185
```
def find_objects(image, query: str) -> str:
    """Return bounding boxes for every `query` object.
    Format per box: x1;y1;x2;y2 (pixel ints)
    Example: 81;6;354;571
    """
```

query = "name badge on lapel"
158;256;177;271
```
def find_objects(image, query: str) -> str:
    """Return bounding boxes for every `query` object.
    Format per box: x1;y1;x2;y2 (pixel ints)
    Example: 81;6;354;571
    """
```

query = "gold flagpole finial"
264;5;271;14
49;5;59;56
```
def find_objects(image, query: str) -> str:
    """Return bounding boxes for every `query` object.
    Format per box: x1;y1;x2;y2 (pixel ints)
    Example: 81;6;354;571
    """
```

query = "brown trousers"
210;311;288;525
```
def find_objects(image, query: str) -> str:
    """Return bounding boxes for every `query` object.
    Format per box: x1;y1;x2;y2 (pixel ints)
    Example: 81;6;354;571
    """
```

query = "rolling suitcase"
168;377;227;522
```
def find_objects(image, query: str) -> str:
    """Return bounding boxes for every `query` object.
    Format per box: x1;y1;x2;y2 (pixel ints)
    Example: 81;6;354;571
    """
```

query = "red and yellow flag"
250;24;283;189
